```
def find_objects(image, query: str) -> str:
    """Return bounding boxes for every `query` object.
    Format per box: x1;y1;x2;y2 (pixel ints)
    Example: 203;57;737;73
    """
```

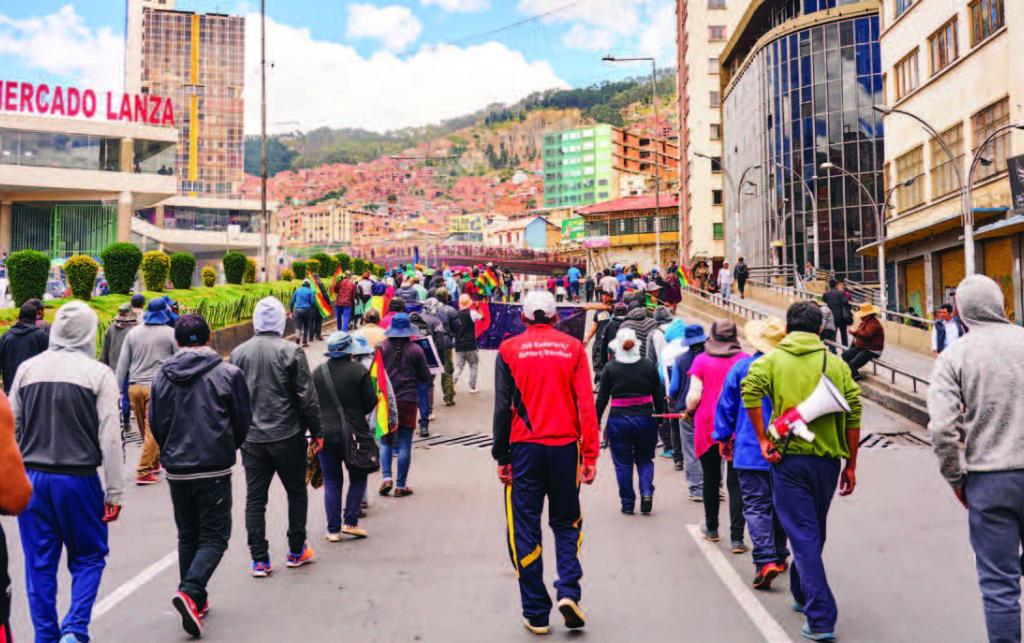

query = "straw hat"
857;302;881;318
745;317;786;355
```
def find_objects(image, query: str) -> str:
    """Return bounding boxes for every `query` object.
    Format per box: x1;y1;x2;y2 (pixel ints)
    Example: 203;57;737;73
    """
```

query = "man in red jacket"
492;290;599;636
333;274;357;332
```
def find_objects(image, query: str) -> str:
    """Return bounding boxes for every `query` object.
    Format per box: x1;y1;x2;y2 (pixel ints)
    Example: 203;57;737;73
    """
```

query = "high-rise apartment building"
543;125;618;208
125;0;277;268
676;0;748;264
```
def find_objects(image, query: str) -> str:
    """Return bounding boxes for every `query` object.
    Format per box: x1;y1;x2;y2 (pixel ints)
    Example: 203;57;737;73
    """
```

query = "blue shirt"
567;267;581;282
290;286;315;311
712;354;774;471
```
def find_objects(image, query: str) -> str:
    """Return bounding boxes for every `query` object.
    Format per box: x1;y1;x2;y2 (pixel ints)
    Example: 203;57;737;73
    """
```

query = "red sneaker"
171;591;204;638
136;473;159;486
753;563;781;590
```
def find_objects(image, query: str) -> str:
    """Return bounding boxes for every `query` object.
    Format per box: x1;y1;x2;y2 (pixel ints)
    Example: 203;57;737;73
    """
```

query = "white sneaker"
469;387;480;394
325;532;342;543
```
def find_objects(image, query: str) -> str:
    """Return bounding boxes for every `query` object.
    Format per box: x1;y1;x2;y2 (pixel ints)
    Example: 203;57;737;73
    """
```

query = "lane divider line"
685;524;794;643
94;550;178;619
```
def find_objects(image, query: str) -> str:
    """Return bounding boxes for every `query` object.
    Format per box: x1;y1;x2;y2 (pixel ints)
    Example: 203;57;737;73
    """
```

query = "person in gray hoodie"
620;300;659;360
928;275;1024;643
116;298;178;485
101;303;139;430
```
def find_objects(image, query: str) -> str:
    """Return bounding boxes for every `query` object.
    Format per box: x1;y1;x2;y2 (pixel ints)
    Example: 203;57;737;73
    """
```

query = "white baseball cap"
522;290;557;322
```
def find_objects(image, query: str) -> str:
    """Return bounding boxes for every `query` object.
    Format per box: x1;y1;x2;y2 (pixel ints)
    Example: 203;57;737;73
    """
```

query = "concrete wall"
209;317;299;357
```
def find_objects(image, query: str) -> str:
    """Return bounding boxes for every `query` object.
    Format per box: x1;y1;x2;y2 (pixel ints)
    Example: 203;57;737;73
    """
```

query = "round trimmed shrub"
201;265;217;287
244;258;257;284
65;255;99;301
141;251;170;292
100;242;142;295
292;261;308;280
223;251;247;285
352;258;366;275
169;252;196;290
306;258;321;276
7;250;49;306
281;268;295;281
336;253;352;272
310;252;337;276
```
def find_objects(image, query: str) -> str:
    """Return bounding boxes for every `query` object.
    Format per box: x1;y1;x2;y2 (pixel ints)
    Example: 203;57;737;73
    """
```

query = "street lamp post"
694;152;760;264
821;162;915;310
259;0;269;282
603;55;663;268
966;122;1024;246
773;162;819;269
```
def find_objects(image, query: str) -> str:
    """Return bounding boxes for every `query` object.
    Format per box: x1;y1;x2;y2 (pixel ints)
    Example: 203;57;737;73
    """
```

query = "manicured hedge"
100;243;142;295
223;251;247;285
306;258;321;276
281;268;295;281
336;253;352;272
310;252;338;276
243;258;257;284
169;252;196;290
142;251;171;292
65;255;99;301
201;265;217;287
292;261;308;280
7;250;49;306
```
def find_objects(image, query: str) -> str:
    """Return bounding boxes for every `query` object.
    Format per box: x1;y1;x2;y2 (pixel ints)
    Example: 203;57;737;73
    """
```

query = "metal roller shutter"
902;260;926;315
939;248;965;304
983;237;1015;322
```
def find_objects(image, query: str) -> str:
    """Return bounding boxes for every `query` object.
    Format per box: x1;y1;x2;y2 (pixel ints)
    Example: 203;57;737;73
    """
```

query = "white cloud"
0;5;124;91
561;24;615;53
346;4;423;52
638;1;675;61
517;0;642;36
248;14;566;134
421;0;490;12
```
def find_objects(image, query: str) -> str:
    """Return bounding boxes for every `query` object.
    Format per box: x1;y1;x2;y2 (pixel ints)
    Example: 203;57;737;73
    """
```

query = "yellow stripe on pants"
504;484;519;578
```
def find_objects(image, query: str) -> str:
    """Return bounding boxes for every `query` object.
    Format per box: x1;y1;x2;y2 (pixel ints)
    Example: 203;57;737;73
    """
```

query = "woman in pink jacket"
685;320;749;552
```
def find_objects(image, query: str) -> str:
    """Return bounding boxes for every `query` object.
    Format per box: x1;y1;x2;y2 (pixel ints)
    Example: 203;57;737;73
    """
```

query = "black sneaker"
674;461;684;471
621;508;634;515
419;427;429;438
640;496;653;514
557;598;586;629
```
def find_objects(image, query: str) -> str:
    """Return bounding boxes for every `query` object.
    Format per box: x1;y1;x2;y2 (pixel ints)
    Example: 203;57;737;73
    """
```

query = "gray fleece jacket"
928;275;1024;487
115;323;178;386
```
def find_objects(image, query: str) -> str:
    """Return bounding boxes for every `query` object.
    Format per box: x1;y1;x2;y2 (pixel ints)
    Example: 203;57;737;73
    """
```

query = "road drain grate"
415;433;494;449
859;432;931;449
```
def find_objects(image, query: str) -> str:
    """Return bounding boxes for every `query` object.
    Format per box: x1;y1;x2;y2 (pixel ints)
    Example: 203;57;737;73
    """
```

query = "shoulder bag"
323;364;380;474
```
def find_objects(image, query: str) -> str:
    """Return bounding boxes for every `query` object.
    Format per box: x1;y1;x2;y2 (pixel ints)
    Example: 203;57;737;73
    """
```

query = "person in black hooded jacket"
149;314;252;638
0;303;49;393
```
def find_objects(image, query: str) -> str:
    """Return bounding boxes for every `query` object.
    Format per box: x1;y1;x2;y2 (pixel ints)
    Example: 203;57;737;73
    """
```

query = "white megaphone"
769;375;851;443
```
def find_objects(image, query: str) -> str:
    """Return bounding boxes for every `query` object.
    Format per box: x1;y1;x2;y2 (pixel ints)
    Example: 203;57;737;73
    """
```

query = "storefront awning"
858;207;1009;257
975;214;1024;241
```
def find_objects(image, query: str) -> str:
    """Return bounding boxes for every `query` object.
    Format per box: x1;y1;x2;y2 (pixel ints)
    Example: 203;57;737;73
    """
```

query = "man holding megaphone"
740;301;862;642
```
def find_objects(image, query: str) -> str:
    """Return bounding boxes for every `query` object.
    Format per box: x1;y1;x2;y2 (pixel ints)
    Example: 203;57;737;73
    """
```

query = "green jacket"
741;331;861;459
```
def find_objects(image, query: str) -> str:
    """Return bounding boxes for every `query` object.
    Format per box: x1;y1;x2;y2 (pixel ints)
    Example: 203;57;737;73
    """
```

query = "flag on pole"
329;265;343;293
482;268;498;289
676;266;690;287
369;349;391;438
313;283;332;318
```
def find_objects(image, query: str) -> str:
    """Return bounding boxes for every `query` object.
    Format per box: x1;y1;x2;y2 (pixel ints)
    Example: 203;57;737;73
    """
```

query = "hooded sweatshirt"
928;275;1024;486
645;307;675;366
742;331;861;459
149;347;252;479
621;307;659;360
0;321;49;393
10;301;124;504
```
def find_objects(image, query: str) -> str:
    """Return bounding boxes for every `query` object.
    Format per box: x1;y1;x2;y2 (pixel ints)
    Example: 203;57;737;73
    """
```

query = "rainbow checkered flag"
369;349;391;438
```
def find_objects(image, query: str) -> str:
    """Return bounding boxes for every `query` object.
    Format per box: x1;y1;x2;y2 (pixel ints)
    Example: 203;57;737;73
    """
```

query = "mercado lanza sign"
0;80;175;126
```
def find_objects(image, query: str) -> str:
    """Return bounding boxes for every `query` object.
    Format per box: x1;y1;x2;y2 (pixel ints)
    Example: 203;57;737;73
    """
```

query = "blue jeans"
18;470;108;643
318;446;369;530
380;426;413;488
772;454;841;633
334;305;353;331
679;418;703;498
738;469;789;566
606;413;658;511
417;380;434;430
966;470;1024;643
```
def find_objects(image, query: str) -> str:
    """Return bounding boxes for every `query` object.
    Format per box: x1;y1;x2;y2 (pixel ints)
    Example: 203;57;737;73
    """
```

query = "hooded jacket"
230;331;323;444
620;307;659;359
741;331;861;459
645;308;675;366
149;348;252;479
10;301;124;504
0;321;49;393
929;275;1024;487
290;283;315;311
100;310;138;371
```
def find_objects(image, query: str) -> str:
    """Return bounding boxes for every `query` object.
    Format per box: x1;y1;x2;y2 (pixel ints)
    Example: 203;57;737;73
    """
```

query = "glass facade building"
542;125;616;208
722;1;884;281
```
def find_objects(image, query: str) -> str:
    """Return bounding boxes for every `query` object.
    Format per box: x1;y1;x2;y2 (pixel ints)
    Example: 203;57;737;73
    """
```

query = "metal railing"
680;283;931;393
746;278;934;329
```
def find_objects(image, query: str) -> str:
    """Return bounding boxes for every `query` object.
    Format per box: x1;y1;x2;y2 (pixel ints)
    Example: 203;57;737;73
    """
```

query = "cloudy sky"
0;0;675;133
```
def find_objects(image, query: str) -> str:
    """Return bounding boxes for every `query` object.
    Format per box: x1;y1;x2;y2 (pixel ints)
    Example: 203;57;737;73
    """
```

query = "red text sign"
0;81;175;127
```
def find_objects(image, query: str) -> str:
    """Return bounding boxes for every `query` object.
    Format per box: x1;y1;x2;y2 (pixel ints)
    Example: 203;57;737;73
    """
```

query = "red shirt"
492;324;600;465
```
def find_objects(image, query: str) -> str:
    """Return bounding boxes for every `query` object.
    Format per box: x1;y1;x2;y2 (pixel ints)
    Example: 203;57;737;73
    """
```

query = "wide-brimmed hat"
857;303;881;318
682;324;707;346
745;317;786;355
143;298;174;325
385;313;418;338
325;331;375;358
706;320;742;357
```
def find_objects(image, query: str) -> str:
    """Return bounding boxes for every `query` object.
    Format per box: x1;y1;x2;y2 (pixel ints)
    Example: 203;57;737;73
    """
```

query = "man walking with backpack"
150;314;252;638
231;297;323;577
734;258;750;299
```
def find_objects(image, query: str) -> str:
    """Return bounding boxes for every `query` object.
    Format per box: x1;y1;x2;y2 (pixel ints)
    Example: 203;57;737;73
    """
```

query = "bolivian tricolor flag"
676;266;690;287
369;349;391;438
314;285;332;318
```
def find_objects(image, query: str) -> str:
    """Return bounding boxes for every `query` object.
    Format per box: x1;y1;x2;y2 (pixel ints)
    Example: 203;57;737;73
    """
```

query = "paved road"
3;337;988;642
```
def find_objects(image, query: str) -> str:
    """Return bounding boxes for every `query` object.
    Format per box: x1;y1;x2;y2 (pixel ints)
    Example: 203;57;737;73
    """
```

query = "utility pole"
259;0;269;282
651;59;661;271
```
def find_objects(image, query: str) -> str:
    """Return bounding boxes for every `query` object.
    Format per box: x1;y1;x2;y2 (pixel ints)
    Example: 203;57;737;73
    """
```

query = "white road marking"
685;524;794;643
93;550;178;619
